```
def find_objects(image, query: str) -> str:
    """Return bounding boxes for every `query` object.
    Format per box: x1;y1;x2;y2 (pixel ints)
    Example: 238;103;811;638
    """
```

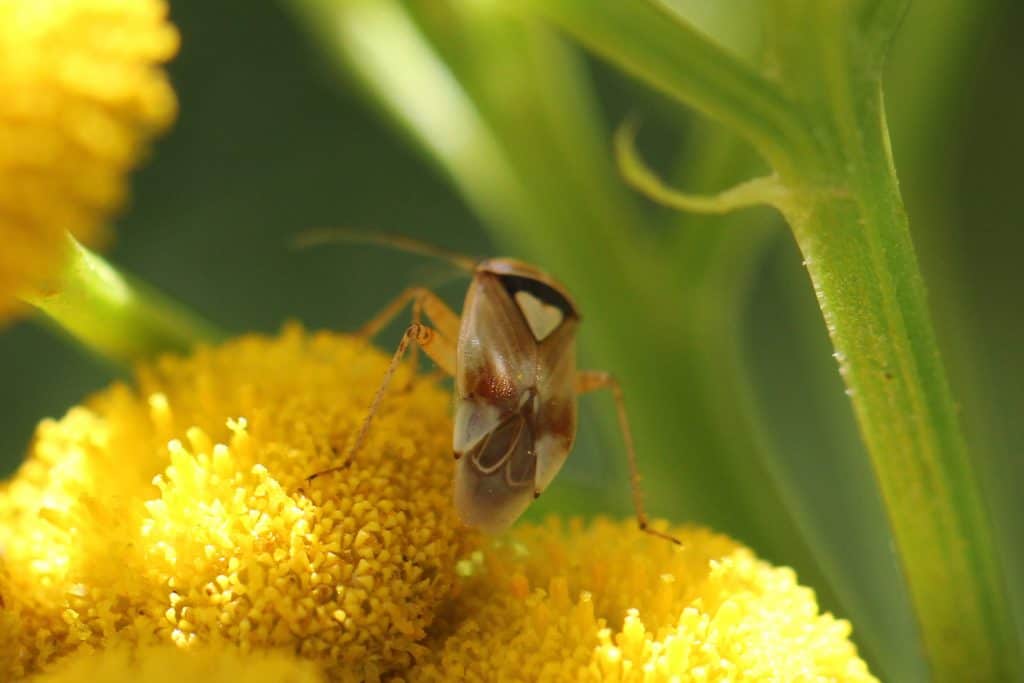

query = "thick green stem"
21;235;222;364
780;84;1018;683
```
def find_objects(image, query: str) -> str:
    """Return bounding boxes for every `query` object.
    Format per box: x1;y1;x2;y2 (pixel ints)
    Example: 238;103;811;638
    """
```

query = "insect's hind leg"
576;370;682;546
306;322;457;484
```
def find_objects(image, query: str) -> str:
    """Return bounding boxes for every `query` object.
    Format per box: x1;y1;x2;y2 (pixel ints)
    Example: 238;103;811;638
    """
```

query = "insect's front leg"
356;286;460;340
576;370;682;546
356;286;460;384
306;323;457;485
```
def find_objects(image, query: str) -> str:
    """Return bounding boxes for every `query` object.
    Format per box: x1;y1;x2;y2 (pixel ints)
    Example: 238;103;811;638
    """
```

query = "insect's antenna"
292;228;479;272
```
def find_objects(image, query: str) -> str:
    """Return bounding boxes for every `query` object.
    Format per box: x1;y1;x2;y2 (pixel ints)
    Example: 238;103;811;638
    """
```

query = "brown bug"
302;231;679;544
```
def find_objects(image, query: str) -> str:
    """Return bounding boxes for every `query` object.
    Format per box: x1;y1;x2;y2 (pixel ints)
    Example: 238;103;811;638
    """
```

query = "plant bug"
300;231;679;545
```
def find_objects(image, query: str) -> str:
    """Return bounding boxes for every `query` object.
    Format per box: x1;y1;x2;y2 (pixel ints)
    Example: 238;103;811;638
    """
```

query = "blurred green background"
1;2;1021;680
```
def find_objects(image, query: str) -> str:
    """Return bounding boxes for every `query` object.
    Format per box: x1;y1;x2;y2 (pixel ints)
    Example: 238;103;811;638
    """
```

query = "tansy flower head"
30;644;325;683
411;519;879;682
0;0;178;321
0;328;875;681
0;327;476;680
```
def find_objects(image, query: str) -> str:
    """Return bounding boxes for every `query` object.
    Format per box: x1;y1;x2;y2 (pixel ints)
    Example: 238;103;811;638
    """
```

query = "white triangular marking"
514;290;563;341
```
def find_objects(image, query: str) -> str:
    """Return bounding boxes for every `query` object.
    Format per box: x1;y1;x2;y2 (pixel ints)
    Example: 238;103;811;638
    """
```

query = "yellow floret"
0;0;178;321
31;644;325;683
0;328;875;681
408;518;878;682
0;327;476;680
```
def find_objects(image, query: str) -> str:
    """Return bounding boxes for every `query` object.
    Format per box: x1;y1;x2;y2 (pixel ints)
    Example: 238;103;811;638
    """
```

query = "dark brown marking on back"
497;274;578;321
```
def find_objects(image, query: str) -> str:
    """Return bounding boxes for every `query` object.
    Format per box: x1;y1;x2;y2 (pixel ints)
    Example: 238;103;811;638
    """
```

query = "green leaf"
526;0;812;170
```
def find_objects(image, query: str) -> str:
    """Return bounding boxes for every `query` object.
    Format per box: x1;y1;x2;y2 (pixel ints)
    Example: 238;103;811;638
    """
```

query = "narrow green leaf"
525;0;810;168
613;118;786;212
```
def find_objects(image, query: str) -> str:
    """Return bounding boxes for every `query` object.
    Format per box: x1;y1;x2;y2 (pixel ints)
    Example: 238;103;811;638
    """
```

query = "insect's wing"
533;319;579;493
453;273;537;456
455;273;537;399
454;414;537;534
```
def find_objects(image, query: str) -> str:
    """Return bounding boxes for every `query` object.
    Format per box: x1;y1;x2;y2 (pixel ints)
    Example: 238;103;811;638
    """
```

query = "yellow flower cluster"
0;328;876;681
0;327;474;680
31;645;324;683
413;519;878;682
0;0;178;321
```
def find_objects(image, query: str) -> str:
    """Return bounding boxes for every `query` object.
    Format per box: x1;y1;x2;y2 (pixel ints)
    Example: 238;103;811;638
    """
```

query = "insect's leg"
357;287;461;340
414;287;464;371
576;370;682;546
307;323;457;484
416;289;461;340
357;286;423;339
405;292;425;379
356;287;460;387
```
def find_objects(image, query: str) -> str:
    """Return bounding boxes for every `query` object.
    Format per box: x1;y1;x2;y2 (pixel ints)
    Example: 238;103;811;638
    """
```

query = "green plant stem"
21;234;222;364
887;0;1024;651
785;7;1016;677
534;1;1019;678
781;85;1018;683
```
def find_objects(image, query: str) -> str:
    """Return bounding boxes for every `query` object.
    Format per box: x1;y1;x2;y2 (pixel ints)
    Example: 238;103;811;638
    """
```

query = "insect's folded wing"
532;321;579;493
456;275;537;400
454;415;537;534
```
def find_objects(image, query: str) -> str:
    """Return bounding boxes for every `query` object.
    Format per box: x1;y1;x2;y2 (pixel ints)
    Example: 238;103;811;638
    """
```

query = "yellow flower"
0;0;178;321
0;327;474;680
0;328;875;681
410;519;879;682
30;645;325;683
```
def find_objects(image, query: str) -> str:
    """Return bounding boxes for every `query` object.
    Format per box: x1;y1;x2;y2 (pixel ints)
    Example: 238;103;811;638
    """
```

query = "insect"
302;231;679;545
